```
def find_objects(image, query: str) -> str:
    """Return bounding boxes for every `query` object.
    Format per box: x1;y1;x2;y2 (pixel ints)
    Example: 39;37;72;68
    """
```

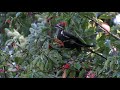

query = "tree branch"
83;15;120;40
87;48;107;60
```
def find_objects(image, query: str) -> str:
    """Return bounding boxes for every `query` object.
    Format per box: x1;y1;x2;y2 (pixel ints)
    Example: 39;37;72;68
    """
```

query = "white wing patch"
61;31;64;35
61;31;70;38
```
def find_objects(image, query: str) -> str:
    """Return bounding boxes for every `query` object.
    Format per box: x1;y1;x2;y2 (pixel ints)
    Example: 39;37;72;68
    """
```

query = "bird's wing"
63;31;95;47
63;31;79;39
63;31;84;43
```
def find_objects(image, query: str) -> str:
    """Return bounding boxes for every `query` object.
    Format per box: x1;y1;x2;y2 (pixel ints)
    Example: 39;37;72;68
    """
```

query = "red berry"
63;63;70;69
48;44;52;49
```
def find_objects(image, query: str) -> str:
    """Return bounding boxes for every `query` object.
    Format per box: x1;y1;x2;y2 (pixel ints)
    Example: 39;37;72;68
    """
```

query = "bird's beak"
54;24;58;28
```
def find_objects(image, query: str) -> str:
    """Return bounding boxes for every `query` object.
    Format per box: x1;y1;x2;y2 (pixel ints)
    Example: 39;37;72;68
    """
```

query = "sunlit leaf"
99;14;112;19
96;32;103;41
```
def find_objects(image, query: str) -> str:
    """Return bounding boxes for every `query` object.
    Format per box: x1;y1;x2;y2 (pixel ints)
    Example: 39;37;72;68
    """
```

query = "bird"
54;21;95;50
54;21;107;60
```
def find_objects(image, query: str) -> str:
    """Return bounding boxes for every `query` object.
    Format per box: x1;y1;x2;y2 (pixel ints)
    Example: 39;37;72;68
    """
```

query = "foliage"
0;12;120;78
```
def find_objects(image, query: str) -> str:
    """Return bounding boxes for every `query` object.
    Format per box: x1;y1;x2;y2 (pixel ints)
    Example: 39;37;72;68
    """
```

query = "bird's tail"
74;41;95;47
83;44;95;47
78;42;95;47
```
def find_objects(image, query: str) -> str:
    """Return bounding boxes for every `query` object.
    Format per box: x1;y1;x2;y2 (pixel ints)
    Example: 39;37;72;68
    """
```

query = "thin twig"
14;73;20;78
87;48;107;60
3;66;7;78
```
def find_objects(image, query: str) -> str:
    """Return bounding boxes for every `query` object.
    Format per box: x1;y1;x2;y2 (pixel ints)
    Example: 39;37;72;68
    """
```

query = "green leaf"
96;32;102;41
99;14;111;19
96;34;105;47
110;60;114;70
48;50;62;64
83;62;89;69
78;69;86;78
117;72;120;78
55;70;62;77
36;60;41;67
117;30;120;34
103;59;110;70
81;19;88;30
14;57;23;64
69;71;76;78
29;63;33;70
114;40;120;44
44;60;53;71
39;62;45;71
42;40;49;49
98;68;104;75
113;72;117;77
74;62;81;70
40;54;47;61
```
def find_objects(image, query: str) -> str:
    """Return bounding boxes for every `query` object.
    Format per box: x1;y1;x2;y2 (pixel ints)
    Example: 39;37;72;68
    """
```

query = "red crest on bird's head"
55;21;67;30
58;21;67;27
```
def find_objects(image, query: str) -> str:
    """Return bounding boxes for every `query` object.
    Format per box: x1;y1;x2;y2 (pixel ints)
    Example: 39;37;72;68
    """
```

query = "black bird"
54;22;107;60
55;22;95;50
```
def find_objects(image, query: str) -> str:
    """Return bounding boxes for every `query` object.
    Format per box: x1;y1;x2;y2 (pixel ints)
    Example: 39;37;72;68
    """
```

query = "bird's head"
55;21;67;30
